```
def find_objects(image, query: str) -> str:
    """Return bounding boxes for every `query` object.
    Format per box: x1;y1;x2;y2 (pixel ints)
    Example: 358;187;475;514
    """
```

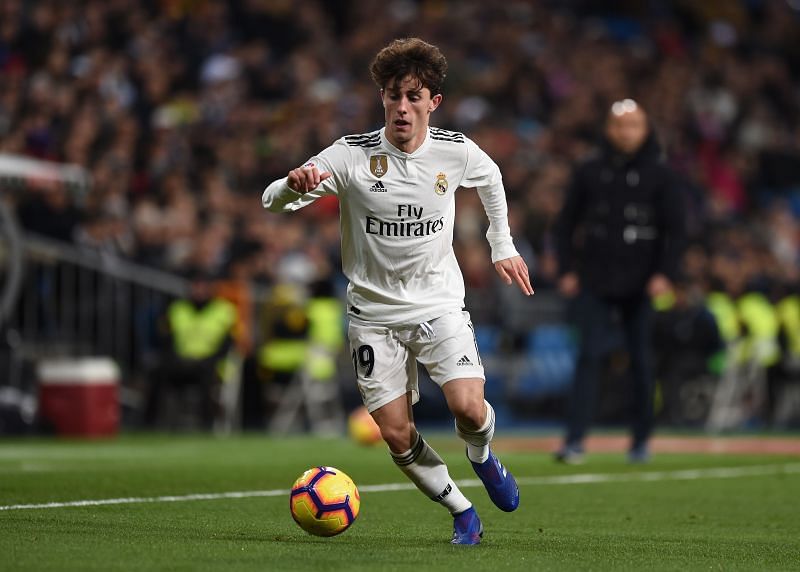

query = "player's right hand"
287;162;332;194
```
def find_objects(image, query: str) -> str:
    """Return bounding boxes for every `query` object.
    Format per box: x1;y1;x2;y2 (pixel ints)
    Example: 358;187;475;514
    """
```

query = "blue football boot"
451;506;483;545
470;448;520;512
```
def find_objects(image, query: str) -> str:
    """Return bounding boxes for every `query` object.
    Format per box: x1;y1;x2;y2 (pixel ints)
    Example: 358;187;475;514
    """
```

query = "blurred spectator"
652;274;724;427
554;100;686;463
16;182;80;242
73;211;134;256
144;270;237;430
240;282;309;430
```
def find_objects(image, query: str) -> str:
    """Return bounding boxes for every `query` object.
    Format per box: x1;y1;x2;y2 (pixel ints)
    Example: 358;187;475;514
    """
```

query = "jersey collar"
379;127;432;159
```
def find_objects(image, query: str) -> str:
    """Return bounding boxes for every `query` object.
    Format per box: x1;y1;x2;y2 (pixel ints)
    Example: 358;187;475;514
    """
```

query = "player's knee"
379;422;417;453
451;395;486;430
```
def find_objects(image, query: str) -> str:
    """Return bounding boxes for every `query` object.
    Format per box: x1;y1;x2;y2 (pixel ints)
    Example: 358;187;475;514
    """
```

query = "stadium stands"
2;0;799;429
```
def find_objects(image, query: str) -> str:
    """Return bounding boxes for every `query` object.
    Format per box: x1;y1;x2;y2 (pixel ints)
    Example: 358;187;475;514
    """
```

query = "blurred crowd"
2;0;800;329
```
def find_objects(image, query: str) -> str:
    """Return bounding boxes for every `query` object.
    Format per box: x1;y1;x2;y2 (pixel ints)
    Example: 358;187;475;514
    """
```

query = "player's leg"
349;320;480;544
371;393;481;544
443;379;520;512
418;311;519;512
443;377;491;461
371;394;472;512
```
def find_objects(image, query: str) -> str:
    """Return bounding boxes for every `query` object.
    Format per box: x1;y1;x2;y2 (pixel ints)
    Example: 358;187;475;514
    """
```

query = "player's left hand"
494;256;534;296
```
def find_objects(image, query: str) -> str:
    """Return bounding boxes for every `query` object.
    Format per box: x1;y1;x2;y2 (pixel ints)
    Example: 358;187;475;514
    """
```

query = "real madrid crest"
434;172;448;195
370;154;388;178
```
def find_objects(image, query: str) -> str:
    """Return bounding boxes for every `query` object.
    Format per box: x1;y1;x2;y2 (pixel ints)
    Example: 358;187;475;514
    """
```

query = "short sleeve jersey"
262;127;518;327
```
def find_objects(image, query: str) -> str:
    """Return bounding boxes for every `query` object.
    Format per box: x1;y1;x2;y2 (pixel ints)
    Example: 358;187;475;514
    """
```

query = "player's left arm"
462;138;534;296
495;255;534;296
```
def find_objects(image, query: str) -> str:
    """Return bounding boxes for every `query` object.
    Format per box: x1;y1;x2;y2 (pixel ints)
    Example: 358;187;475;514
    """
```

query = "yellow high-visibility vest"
168;298;237;360
258;296;345;380
737;292;780;366
307;297;344;350
258;339;308;373
707;292;740;342
707;291;779;366
306;297;344;380
777;295;800;357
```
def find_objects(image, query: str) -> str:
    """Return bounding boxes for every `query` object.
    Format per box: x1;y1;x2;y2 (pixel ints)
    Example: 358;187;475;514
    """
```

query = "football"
289;466;360;536
347;406;382;446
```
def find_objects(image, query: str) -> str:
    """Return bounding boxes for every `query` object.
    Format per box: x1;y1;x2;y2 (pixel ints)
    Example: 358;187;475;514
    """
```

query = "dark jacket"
556;132;686;299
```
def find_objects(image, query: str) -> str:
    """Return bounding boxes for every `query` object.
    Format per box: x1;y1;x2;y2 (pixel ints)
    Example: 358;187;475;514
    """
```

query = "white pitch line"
2;463;799;512
0;489;294;512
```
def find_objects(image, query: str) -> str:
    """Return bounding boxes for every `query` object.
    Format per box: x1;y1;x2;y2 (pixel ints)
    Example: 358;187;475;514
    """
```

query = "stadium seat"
513;325;577;398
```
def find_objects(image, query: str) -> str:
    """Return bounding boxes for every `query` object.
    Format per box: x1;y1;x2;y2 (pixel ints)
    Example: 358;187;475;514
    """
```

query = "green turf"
1;433;799;571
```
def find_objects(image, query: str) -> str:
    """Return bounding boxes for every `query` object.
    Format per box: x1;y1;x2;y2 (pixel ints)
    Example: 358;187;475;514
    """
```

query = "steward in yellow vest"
767;292;800;425
144;272;237;429
776;294;800;368
706;290;780;368
241;280;344;429
259;282;344;378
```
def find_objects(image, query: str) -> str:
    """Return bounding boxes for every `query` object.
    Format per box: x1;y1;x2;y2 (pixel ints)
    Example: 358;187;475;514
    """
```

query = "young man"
263;38;533;545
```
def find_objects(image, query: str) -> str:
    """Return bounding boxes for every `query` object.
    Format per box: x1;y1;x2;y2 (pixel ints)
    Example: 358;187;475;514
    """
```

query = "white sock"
391;433;472;515
455;400;495;464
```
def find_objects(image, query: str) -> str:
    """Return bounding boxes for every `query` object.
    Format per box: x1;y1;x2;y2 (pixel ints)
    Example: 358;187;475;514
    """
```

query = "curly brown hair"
369;38;448;95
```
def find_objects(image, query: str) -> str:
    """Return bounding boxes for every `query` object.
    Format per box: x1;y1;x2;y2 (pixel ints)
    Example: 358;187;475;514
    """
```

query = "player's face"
381;75;442;153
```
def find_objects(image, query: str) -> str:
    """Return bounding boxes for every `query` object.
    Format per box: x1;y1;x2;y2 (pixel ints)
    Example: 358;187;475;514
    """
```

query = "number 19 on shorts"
352;344;374;377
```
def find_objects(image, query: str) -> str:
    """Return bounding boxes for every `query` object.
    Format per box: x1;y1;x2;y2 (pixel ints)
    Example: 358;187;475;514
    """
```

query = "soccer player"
262;37;533;545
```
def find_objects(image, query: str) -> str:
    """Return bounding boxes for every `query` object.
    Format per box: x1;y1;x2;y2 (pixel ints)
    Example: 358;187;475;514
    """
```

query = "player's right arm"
262;141;349;213
261;161;333;213
287;163;332;194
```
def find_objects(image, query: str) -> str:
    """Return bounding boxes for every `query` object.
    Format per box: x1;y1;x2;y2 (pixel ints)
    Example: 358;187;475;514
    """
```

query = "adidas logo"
369;181;388;193
456;355;473;366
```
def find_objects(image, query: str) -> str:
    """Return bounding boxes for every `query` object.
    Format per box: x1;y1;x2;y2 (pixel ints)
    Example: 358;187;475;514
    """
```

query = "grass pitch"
1;433;799;571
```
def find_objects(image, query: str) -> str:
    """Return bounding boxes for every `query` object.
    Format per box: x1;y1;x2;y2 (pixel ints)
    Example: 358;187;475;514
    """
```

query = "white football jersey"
262;127;519;326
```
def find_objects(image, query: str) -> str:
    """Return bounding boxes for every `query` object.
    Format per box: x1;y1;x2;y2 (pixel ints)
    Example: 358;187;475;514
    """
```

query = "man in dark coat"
554;99;686;463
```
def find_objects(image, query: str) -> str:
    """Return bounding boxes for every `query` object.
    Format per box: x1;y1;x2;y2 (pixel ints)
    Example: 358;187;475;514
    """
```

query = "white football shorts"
347;310;485;413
